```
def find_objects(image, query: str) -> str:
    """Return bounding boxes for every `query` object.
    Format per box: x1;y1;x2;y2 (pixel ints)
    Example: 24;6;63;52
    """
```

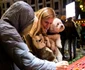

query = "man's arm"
0;19;57;70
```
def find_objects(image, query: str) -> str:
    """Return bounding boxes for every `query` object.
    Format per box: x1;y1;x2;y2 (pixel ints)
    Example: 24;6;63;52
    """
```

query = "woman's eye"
45;21;49;24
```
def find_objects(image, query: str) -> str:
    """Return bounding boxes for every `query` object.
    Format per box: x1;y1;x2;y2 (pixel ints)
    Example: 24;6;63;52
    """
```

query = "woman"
0;1;68;70
22;7;63;62
22;7;58;62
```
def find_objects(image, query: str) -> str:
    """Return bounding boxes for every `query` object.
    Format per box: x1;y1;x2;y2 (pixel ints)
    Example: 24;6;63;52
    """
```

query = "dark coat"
64;20;79;39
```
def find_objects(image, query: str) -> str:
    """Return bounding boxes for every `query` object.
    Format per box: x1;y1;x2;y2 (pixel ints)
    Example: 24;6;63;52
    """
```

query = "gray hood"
1;1;34;33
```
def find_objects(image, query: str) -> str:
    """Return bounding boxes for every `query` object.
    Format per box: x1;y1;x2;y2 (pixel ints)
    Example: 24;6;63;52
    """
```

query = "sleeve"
0;20;57;70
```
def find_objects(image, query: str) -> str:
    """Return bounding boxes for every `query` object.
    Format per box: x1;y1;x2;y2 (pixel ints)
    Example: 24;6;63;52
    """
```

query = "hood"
1;1;34;33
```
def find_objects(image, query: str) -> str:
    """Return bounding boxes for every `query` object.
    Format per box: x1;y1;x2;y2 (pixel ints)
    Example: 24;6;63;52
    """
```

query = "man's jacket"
0;1;57;70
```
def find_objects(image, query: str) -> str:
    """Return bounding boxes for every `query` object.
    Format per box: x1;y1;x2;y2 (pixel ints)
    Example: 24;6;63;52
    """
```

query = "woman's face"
41;17;54;31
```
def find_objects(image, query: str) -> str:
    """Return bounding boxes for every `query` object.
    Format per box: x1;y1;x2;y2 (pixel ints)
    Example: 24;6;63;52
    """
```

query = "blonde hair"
29;7;56;37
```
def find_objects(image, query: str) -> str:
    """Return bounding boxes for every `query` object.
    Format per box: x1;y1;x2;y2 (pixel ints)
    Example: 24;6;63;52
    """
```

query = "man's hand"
56;61;69;70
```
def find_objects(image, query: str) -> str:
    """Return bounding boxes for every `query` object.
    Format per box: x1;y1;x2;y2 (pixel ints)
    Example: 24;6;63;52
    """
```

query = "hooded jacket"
0;1;57;70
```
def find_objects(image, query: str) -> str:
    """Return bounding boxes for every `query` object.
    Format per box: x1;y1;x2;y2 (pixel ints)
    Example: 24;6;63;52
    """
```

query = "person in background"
63;17;79;60
0;1;69;70
60;15;66;24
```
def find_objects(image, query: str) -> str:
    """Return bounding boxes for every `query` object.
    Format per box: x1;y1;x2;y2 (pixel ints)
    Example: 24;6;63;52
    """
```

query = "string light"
79;0;85;12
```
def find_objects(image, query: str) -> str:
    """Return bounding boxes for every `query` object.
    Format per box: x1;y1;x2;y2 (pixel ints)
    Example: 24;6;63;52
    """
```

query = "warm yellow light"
81;7;84;10
80;5;83;8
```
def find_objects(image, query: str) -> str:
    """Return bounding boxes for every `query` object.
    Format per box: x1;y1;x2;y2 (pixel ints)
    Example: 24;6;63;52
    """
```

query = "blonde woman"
22;7;69;69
